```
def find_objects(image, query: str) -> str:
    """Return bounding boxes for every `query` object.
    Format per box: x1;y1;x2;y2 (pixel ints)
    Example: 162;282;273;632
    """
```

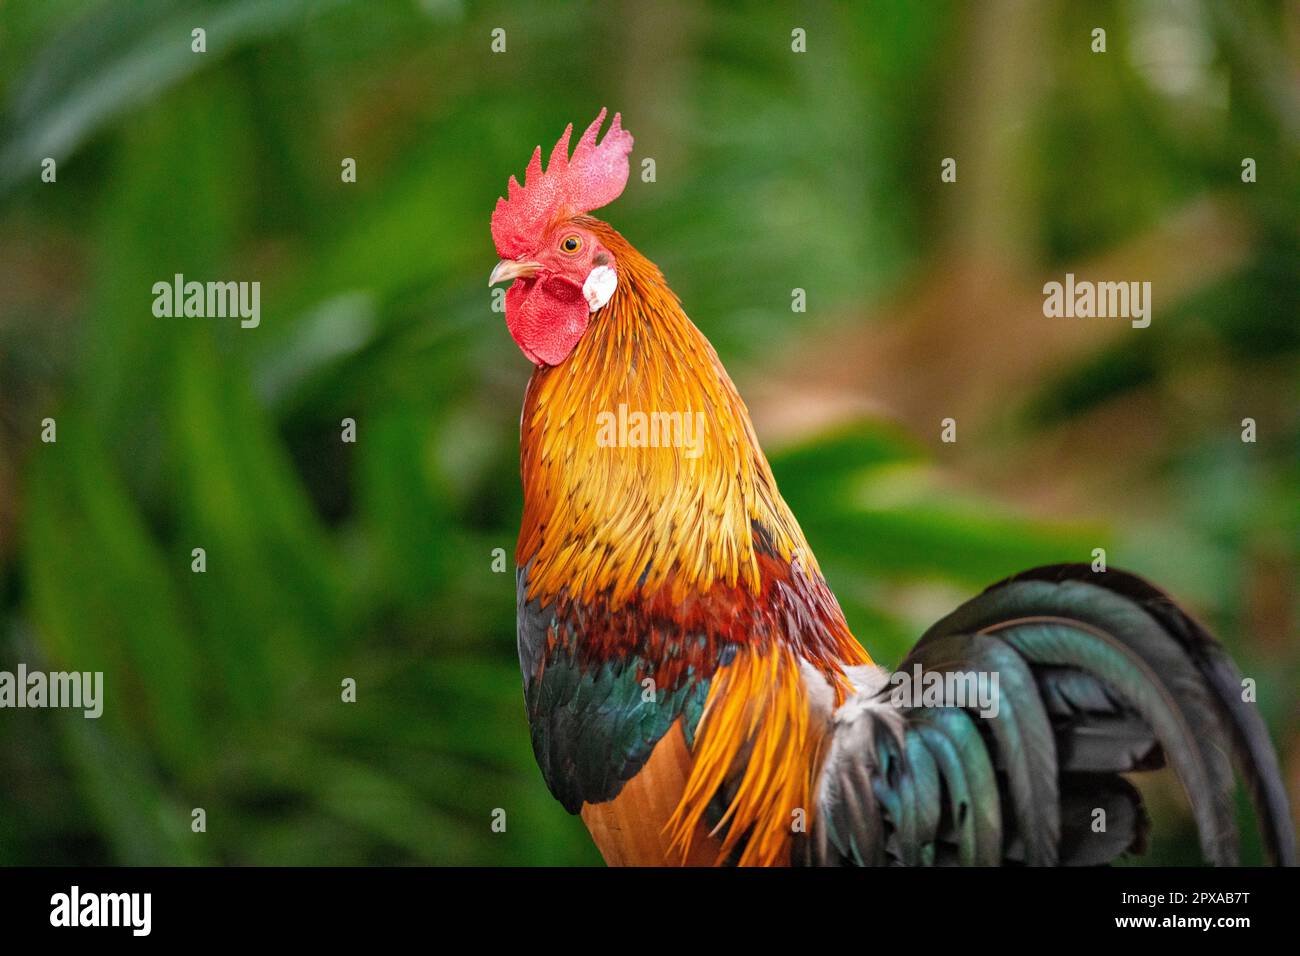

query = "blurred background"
0;0;1296;865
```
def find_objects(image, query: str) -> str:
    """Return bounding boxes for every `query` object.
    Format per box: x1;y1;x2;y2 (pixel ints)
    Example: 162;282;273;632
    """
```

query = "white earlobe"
582;265;618;312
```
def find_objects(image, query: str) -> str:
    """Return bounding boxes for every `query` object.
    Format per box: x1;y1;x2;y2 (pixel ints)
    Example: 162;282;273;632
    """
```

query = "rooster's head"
489;109;633;366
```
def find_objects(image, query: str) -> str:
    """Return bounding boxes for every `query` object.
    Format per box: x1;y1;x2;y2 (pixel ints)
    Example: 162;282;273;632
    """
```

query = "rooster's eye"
561;235;582;254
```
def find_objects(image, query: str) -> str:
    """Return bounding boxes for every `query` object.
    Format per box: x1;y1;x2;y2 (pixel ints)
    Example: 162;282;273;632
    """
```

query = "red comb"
491;108;634;259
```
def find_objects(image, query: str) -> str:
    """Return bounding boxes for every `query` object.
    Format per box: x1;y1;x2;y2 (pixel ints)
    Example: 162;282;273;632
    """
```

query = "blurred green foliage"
0;0;1295;865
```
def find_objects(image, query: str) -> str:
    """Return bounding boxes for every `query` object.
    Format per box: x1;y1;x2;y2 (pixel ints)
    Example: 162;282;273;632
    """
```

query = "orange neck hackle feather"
517;218;869;865
517;218;815;606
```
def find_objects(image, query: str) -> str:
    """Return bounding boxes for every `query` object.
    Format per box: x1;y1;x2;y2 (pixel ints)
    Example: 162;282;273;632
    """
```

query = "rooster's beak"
489;259;542;286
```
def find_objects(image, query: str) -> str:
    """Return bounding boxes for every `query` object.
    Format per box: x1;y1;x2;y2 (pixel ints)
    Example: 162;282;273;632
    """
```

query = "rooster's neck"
516;220;818;612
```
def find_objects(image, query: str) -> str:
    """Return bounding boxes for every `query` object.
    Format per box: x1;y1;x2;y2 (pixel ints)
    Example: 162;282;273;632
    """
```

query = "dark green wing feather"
516;567;710;813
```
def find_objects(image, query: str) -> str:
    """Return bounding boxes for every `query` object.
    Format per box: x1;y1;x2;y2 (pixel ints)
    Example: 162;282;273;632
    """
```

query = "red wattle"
505;275;590;366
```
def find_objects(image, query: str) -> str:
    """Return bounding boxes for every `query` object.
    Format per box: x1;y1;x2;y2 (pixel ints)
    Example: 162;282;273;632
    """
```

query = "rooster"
488;109;1295;867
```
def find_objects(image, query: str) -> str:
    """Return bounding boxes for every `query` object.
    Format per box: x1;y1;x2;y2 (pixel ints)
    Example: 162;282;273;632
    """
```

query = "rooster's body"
490;111;1295;867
